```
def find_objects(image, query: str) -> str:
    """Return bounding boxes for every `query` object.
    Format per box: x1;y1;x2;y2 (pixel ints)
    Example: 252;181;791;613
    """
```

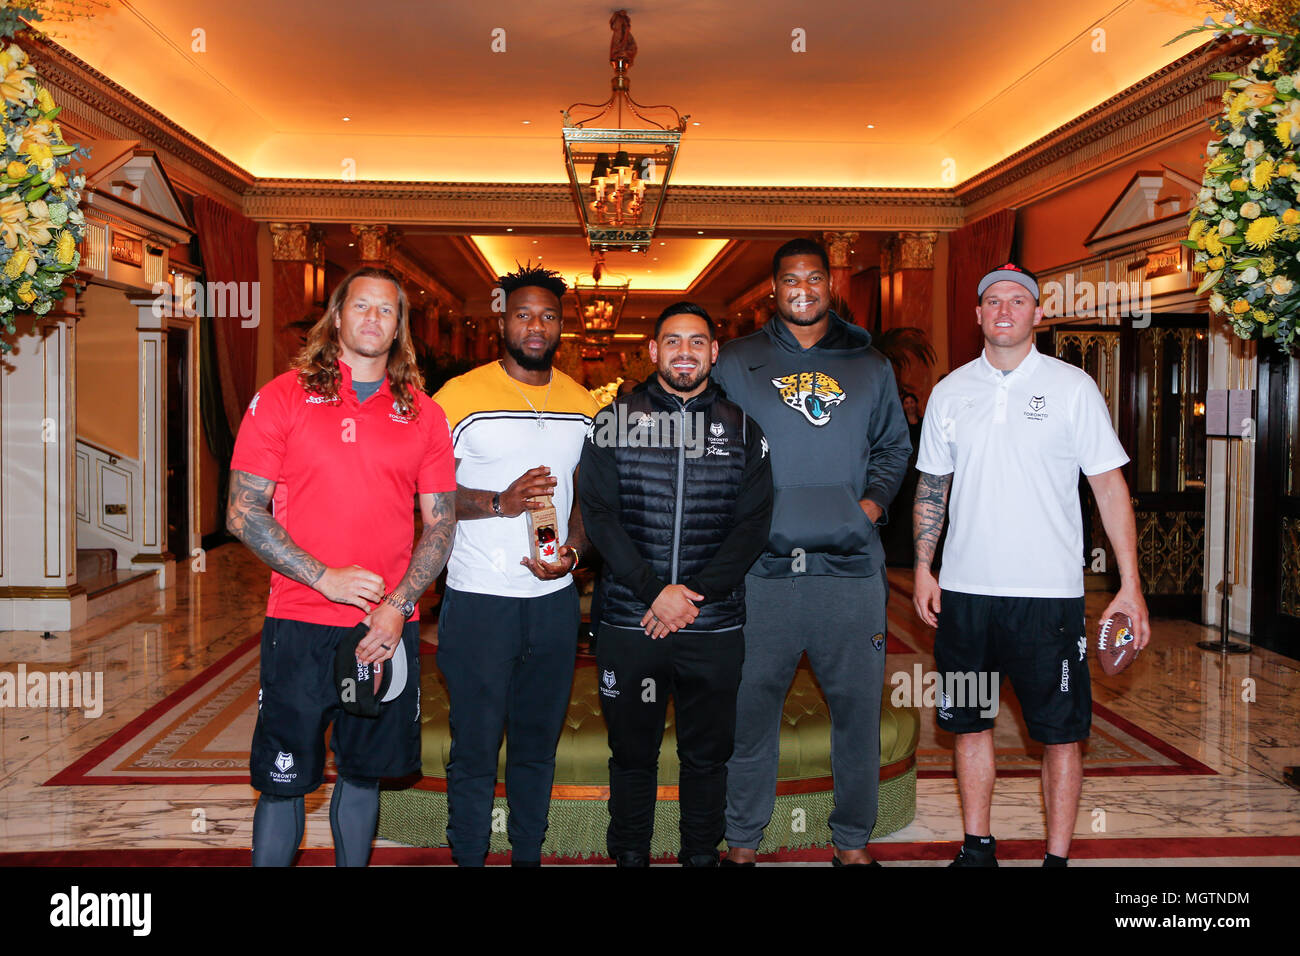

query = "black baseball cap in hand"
333;623;407;718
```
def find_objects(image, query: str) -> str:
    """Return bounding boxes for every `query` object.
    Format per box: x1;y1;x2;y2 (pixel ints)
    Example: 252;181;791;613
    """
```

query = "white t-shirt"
434;362;598;599
915;346;1129;598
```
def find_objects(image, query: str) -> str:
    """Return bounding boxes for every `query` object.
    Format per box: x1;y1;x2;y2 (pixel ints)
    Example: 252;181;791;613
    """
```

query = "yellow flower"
0;195;27;249
21;141;52;166
56;229;75;265
4;245;31;278
1252;160;1275;190
1232;298;1252;314
1272;275;1294;295
1263;48;1286;74
34;85;55;114
1244;83;1276;108
1245;216;1280;248
1285;208;1300;225
50;170;66;189
1252;309;1271;326
1227;92;1251;127
5;160;25;180
15;280;34;305
1230;177;1249;191
1204;231;1225;256
24;199;52;246
1281;162;1298;177
1193;261;1207;273
1188;220;1207;241
1209;256;1226;270
1261;255;1276;275
0;66;35;105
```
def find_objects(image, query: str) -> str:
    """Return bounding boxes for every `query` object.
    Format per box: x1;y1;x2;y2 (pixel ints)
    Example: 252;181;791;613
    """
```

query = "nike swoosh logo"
747;364;765;371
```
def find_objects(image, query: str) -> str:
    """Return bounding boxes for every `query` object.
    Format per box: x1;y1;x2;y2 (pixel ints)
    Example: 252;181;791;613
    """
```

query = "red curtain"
945;209;1016;368
193;197;259;434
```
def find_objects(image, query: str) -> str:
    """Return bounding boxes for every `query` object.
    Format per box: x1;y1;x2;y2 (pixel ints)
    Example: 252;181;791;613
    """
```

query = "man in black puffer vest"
579;302;773;867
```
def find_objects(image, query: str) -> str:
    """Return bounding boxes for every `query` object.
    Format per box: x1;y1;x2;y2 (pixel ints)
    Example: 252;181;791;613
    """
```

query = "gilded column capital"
268;222;316;261
350;223;399;265
896;231;939;270
821;231;860;270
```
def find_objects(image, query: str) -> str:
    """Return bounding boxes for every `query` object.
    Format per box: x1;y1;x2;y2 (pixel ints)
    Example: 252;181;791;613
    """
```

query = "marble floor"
0;542;1296;866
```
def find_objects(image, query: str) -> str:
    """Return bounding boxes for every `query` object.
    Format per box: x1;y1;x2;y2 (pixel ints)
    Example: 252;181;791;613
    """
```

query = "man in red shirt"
228;266;456;866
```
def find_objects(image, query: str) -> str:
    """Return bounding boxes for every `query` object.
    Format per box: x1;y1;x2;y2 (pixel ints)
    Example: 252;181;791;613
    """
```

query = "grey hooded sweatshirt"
712;311;912;579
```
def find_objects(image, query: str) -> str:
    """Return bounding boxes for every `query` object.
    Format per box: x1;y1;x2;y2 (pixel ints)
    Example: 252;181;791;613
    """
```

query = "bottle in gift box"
527;495;560;563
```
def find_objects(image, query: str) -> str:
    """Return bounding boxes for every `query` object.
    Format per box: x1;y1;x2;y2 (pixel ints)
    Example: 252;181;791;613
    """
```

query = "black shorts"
250;617;422;796
933;591;1090;744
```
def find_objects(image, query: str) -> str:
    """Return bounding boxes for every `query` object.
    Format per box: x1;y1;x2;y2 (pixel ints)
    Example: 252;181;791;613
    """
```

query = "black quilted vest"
598;379;749;630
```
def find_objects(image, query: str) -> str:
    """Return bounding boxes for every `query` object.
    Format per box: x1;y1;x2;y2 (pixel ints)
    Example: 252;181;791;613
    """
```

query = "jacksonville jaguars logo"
771;371;846;427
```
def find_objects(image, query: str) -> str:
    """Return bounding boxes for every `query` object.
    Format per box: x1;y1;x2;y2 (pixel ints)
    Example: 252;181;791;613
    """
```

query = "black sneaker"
949;845;998;867
614;851;650;868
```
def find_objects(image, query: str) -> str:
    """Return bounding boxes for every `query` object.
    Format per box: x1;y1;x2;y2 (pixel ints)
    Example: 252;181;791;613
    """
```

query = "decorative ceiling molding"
27;35;254;198
957;39;1249;220
242;180;965;231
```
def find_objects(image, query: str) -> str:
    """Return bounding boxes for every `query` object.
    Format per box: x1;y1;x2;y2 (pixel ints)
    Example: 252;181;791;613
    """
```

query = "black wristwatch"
491;492;505;517
384;592;415;619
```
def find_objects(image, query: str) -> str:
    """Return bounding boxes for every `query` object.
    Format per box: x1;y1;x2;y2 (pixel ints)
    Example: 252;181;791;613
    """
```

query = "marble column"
822;231;859;321
269;222;319;375
129;295;174;589
0;303;86;629
881;231;938;334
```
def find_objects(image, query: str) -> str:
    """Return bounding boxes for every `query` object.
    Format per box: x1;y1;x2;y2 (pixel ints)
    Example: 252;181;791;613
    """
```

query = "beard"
659;360;709;393
505;338;559;371
777;300;829;327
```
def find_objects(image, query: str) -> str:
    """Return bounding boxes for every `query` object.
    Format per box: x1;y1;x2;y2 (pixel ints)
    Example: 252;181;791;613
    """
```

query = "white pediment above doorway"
1084;166;1199;255
81;141;191;240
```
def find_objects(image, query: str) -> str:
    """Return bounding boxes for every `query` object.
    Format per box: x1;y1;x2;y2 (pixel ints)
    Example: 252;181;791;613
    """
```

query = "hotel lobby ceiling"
54;0;1209;189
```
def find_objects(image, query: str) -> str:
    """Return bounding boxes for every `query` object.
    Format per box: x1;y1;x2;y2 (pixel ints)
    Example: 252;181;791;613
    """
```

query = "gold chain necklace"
500;361;553;429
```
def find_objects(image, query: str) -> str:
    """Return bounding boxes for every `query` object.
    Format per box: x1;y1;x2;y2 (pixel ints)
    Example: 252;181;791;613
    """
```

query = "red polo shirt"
230;361;456;626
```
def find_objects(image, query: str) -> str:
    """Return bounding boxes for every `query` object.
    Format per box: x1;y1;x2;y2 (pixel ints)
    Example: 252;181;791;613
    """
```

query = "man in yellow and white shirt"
432;265;598;867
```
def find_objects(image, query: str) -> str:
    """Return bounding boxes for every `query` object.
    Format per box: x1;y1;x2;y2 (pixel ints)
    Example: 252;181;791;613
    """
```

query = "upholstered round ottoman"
377;657;920;858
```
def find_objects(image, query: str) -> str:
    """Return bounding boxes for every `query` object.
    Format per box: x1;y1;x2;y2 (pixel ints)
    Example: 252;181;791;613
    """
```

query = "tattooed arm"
355;491;457;663
912;470;953;628
226;469;384;610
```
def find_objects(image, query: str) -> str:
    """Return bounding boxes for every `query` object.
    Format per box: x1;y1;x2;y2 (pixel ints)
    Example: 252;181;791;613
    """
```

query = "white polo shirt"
915;346;1128;598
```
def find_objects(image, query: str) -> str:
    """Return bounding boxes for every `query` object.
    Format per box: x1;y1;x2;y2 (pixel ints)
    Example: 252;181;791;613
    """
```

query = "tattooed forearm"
226;470;327;587
913;471;953;573
391;492;457;601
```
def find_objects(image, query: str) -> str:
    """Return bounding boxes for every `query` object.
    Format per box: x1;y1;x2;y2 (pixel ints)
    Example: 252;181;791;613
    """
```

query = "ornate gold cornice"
26;35;253;196
958;39;1252;219
243;181;964;231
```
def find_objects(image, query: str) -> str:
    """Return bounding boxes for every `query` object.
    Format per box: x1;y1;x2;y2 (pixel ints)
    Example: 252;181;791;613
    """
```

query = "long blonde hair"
292;266;425;417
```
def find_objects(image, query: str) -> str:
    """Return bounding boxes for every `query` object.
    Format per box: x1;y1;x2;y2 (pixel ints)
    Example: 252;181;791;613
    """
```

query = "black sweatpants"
596;622;745;862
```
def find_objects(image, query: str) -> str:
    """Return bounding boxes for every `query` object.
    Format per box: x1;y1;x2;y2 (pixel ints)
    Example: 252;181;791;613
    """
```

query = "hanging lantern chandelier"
561;9;688;255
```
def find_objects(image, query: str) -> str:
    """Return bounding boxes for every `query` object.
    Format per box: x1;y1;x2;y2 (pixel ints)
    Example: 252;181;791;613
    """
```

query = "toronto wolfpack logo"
710;421;724;438
1024;395;1048;422
600;669;620;698
1029;395;1046;411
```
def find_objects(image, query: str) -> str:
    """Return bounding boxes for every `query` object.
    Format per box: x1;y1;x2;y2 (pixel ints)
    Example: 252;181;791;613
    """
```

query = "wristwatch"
491;492;505;517
384;592;415;619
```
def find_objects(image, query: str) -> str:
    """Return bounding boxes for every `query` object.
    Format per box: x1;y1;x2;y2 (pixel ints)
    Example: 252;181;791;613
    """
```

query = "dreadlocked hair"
497;262;567;302
292;266;426;418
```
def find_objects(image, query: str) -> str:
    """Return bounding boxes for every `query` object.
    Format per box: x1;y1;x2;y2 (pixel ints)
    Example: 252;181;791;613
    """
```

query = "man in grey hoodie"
713;237;912;866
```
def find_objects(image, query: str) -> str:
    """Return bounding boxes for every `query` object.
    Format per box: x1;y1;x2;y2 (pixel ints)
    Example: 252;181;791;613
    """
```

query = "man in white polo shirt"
912;262;1150;868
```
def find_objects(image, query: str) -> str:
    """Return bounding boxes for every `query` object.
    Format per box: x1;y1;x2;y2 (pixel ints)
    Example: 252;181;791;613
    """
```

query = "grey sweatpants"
724;571;888;850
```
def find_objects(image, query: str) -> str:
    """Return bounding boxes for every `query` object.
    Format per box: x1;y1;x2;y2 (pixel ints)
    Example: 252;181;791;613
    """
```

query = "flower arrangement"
1180;10;1300;353
0;5;84;352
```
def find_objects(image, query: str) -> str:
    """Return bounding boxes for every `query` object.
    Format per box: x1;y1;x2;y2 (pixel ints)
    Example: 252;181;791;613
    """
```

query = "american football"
1097;611;1139;676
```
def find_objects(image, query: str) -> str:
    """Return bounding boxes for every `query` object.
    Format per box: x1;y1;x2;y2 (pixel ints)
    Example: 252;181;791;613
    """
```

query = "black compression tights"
250;776;379;867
